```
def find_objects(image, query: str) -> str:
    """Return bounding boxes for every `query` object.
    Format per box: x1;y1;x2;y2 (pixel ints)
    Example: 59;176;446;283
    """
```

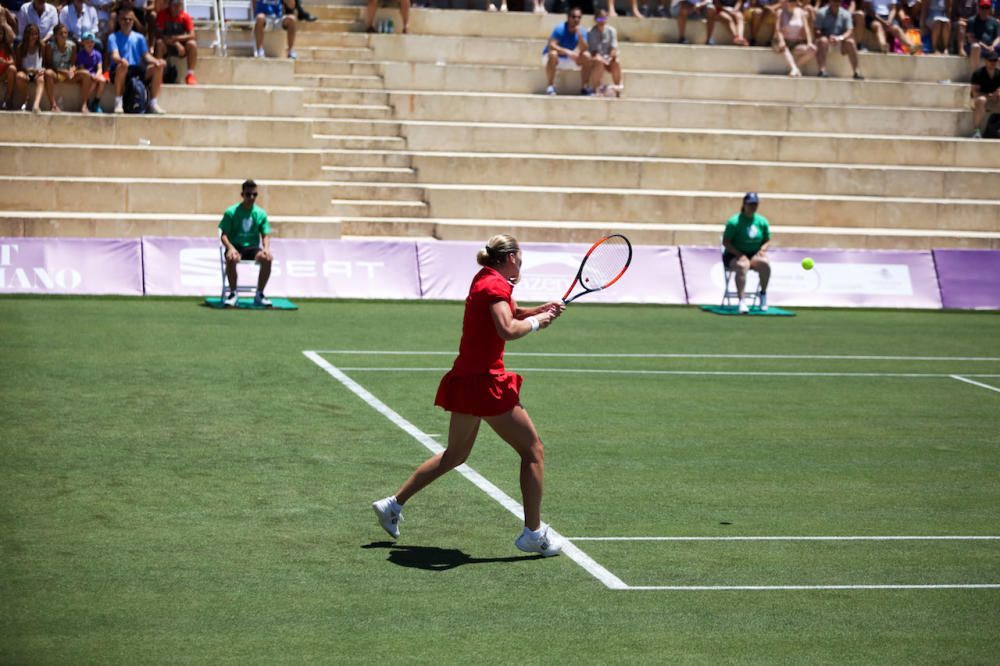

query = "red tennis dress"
434;266;524;417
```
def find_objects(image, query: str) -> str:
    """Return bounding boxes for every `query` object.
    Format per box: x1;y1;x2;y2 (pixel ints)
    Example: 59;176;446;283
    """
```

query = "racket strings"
580;238;631;288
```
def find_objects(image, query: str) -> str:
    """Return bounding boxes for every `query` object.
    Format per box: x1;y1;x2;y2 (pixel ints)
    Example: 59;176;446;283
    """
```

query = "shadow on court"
362;542;540;571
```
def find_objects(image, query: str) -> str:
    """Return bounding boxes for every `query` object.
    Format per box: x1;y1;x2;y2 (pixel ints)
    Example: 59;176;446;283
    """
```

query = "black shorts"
723;250;757;267
234;245;262;260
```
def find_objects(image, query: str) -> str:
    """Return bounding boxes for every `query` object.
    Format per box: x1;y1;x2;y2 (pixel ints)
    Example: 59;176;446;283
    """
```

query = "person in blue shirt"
542;6;592;95
107;9;165;113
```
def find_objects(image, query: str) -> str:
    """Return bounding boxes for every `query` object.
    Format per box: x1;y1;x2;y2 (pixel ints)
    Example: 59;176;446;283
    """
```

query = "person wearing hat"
73;29;105;112
970;47;1000;138
965;0;999;71
154;0;197;85
722;192;772;314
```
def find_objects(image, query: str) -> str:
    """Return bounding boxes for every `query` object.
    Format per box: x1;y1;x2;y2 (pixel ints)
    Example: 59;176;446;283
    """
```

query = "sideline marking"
315;350;1000;362
303;350;629;590
628;584;1000;591
569;536;1000;541
950;374;1000;394
331;367;1000;379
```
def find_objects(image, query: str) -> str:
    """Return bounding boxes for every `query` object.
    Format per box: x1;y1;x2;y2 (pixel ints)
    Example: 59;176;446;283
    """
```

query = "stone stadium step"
0;212;342;239
320;149;413;168
312;134;407;149
307;5;363;20
378;61;966;109
401;152;1000;200
313;119;402;135
329;181;425;200
294;34;373;53
299;19;358;32
197;56;296;86
0;143;324;180
385;91;971;137
305;88;389;105
155;84;308;117
321;166;417;182
293;70;385;89
0;113;319;148
366;33;973;84
304;103;393;119
329;199;429;218
394;121;999;169
333;182;1000;232
0;177;335;216
290;58;379;76
335;216;1000;250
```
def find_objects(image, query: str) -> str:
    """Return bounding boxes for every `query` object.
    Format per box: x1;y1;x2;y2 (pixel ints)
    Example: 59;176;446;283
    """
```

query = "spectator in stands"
856;0;915;53
672;0;713;43
970;48;999;137
543;6;592;95
60;0;100;42
587;8;622;95
220;179;274;308
0;25;15;110
966;0;998;70
42;22;74;112
74;30;104;111
154;0;196;84
815;0;864;77
921;0;951;52
18;0;60;43
14;23;47;111
255;0;297;59
723;192;771;314
745;0;779;45
954;0;979;54
109;0;147;39
108;9;165;113
707;0;750;45
1;1;16;47
364;0;410;33
774;0;816;76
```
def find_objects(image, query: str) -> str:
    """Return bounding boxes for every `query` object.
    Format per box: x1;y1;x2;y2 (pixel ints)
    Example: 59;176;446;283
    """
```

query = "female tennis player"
373;234;566;556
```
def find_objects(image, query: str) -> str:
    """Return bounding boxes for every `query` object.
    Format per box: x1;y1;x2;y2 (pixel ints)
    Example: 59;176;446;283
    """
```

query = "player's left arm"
492;301;555;340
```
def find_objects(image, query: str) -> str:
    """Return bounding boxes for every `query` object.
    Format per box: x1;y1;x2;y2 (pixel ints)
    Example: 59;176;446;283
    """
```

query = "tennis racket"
561;234;633;304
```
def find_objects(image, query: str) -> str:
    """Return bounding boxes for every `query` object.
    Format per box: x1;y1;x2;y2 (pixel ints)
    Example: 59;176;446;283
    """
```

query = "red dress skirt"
434;370;524;417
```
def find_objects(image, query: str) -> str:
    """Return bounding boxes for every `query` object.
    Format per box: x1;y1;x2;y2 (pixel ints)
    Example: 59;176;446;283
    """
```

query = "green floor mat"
700;304;795;316
204;297;298;310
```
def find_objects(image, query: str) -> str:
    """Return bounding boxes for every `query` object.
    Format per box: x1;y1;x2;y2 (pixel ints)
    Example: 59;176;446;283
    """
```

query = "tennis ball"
801;257;815;270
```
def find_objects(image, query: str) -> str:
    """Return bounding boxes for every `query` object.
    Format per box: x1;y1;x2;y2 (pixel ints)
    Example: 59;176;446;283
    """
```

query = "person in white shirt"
60;0;100;42
17;0;59;42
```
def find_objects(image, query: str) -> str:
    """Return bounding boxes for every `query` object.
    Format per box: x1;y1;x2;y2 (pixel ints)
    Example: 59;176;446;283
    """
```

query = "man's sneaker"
372;497;403;538
545;84;557;95
738;298;749;314
759;293;768;312
581;86;594;96
113;100;124;113
254;293;272;307
287;50;298;60
223;291;238;307
254;47;265;58
971;128;982;139
515;524;562;557
148;99;166;114
185;71;198;85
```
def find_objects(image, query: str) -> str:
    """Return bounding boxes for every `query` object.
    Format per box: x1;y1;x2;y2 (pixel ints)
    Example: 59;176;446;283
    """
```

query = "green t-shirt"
723;213;770;255
219;203;271;248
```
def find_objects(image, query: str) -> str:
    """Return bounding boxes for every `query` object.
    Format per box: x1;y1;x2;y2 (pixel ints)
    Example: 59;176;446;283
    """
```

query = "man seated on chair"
220;179;274;307
723;191;771;314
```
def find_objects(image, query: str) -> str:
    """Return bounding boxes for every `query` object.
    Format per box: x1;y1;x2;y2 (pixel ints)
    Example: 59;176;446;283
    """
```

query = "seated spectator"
364;0;410;34
60;0;100;42
774;0;817;76
707;0;750;45
966;0;998;70
856;0;915;52
107;9;165;113
587;8;623;95
0;25;15;110
815;0;864;77
1;0;16;45
970;48;999;137
672;0;713;43
220;180;274;308
723;192;771;314
14;23;47;111
43;22;75;112
745;0;779;45
255;0;297;59
18;0;60;43
154;0;197;84
954;0;978;54
74;30;104;112
921;0;950;52
543;6;592;95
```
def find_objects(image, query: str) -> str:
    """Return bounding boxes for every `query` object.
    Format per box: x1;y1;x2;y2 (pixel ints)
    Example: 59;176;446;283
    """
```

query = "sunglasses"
243;191;259;198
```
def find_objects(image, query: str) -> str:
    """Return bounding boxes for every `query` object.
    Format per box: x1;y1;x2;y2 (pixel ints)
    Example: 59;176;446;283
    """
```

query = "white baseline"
314;350;1000;362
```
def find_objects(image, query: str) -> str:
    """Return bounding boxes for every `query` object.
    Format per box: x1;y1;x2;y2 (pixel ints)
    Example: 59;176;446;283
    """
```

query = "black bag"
984;113;1000;140
163;62;178;85
123;67;149;114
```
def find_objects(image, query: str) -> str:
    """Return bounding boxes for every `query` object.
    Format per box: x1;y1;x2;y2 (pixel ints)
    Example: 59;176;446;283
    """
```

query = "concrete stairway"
0;3;997;249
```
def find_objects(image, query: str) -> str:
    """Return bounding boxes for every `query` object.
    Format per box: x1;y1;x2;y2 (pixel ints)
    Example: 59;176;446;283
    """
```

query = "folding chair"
218;0;257;56
219;246;261;304
185;0;223;55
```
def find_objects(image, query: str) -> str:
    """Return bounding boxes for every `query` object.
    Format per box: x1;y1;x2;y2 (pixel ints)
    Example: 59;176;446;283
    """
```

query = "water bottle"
387;19;394;34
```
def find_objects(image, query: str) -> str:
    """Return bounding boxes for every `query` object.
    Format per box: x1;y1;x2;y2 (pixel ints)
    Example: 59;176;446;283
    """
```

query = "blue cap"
743;192;760;204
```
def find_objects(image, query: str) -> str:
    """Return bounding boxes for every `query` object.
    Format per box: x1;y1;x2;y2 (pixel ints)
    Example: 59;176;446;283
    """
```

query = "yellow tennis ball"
801;257;815;270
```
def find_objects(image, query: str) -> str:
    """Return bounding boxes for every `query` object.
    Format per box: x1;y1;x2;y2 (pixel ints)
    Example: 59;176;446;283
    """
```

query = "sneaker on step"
223;291;238;307
971;128;982;139
738;298;749;314
148;99;166;114
254;293;272;307
287;50;298;60
759;293;768;312
545;84;557;95
185;71;198;85
515;524;562;557
254;47;265;58
372;497;403;538
113;100;123;113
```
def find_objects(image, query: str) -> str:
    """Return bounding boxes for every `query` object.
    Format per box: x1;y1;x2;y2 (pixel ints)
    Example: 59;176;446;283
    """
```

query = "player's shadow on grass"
363;541;539;571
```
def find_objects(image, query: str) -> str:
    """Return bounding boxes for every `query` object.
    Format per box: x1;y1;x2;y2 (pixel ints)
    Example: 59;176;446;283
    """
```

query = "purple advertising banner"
681;247;943;309
142;237;422;299
0;237;143;295
418;241;687;304
933;249;1000;310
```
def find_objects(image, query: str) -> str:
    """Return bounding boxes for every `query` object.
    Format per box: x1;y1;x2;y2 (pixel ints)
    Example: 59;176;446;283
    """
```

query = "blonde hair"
476;234;520;267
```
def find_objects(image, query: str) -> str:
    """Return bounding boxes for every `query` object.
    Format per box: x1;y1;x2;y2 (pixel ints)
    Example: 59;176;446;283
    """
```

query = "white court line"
950;375;1000;394
628;584;1000;591
331;367;1000;379
302;350;629;590
570;536;1000;541
313;350;1000;361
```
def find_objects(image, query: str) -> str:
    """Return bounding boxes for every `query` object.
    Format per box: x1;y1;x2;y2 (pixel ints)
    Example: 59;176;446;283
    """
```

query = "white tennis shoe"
372;497;403;539
515;524;562;557
223;291;238;307
738;298;749;314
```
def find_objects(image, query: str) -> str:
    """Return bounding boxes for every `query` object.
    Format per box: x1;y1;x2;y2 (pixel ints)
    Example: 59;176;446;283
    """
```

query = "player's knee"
521;438;544;465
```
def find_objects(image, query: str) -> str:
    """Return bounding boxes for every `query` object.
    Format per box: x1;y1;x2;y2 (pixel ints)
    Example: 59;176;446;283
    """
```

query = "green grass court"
2;297;999;664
